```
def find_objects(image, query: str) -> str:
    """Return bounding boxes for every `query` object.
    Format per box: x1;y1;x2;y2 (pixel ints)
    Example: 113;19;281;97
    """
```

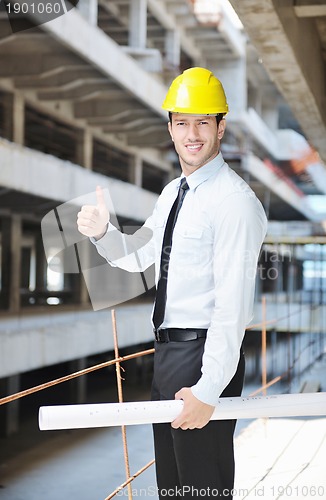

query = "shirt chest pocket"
175;223;203;239
173;223;205;263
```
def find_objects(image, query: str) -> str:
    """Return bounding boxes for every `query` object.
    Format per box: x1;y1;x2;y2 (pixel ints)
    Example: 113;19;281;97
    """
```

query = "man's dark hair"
168;112;224;126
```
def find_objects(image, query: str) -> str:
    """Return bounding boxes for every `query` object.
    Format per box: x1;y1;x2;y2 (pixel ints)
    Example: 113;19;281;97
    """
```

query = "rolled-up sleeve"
191;192;268;405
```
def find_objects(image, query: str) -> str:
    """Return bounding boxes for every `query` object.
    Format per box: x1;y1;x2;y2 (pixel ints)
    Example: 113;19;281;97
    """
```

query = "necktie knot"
180;178;189;192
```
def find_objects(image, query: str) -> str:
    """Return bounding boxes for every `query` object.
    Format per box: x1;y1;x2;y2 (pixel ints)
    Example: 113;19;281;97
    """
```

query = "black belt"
154;328;207;343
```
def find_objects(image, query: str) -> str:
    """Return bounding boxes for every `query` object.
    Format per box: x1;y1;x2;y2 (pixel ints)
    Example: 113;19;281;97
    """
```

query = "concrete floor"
0;355;325;500
234;354;326;500
0;423;157;500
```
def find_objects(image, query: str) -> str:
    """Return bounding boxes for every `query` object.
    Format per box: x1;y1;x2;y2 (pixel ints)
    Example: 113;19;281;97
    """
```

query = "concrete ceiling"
0;0;241;149
0;0;324;223
229;0;326;164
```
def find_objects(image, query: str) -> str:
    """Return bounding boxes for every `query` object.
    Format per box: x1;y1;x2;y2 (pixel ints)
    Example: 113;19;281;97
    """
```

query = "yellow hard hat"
162;67;228;115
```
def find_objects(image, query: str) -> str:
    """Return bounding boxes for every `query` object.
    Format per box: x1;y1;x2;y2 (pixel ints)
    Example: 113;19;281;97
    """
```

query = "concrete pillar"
211;58;247;117
262;90;279;131
1;215;22;312
255;263;263;298
77;0;98;26
2;93;25;144
165;29;180;68
78;243;92;306
263;188;271;220
134;156;143;187
13;94;25;145
277;256;284;293
0;374;20;436
287;261;296;295
76;128;93;170
10;215;22;312
129;0;147;49
1;93;13;141
247;83;263;115
35;233;46;294
253;87;262;116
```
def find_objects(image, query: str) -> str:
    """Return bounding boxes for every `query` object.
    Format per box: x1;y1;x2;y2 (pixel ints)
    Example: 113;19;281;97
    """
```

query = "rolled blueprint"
39;392;326;431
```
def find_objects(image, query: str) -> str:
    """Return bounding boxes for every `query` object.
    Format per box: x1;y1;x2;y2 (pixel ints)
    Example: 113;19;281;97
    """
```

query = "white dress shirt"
92;152;268;405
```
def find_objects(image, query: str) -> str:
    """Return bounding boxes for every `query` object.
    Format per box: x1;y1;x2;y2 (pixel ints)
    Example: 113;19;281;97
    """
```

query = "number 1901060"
6;2;64;15
271;485;325;497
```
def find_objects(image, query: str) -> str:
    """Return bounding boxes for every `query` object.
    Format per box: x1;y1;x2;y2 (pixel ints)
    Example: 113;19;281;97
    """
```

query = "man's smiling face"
168;114;226;175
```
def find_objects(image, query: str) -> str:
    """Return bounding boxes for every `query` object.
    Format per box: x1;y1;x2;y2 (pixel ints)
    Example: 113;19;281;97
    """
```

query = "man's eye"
176;122;185;126
199;121;208;125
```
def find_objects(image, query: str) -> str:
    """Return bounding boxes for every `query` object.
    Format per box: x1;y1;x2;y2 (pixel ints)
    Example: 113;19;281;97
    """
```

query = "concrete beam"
102;117;162;133
294;5;326;17
0;304;154;379
147;0;202;64
174;15;198;28
14;68;103;89
229;0;326;163
0;55;86;77
166;3;191;16
127;124;168;137
186;30;223;41
195;40;233;51
38;6;167;118
74;99;144;119
0;138;157;221
127;128;170;147
121;46;163;72
37;83;121;101
98;0;123;18
86;109;153;126
77;0;98;25
243;153;321;222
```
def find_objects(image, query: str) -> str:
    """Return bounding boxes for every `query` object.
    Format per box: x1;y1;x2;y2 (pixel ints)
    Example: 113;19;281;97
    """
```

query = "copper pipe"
0;348;155;406
104;459;155;500
112;310;132;500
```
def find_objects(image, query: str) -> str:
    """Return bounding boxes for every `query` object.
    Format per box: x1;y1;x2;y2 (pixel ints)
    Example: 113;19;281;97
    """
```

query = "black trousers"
151;338;245;499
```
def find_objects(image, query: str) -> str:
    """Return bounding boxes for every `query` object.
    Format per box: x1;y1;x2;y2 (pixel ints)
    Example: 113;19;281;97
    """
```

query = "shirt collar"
179;152;225;191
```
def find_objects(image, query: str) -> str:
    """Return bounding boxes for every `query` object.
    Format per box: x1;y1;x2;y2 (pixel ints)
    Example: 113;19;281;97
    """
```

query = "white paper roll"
39;392;326;431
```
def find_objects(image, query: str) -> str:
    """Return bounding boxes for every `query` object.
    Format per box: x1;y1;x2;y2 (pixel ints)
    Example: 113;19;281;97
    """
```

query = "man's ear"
168;121;174;142
218;118;226;140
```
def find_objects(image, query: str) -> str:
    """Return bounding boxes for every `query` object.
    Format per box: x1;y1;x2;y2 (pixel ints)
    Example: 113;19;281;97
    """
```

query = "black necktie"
152;178;189;331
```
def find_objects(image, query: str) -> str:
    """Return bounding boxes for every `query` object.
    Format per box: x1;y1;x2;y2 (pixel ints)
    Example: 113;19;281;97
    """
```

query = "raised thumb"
96;185;107;210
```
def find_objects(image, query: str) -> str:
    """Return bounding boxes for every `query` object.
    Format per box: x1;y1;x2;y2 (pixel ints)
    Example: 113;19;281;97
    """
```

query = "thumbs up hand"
77;186;110;239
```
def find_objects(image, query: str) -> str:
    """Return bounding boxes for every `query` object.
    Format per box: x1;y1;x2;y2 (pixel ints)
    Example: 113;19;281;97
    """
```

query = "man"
77;67;268;498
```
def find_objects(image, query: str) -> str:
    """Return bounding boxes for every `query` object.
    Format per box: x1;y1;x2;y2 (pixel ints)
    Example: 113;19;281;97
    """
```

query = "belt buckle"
185;330;198;341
